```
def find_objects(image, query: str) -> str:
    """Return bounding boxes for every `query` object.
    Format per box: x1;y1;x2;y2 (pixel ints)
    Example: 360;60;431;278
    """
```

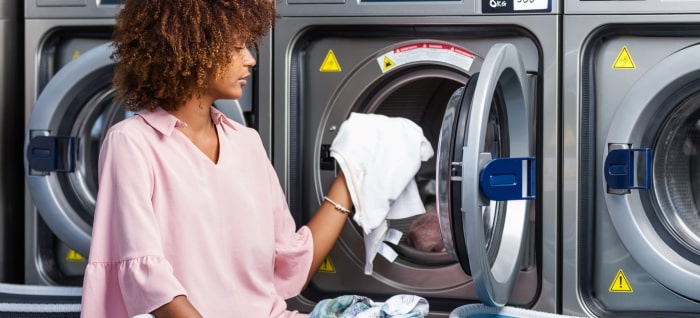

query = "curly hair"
111;0;277;111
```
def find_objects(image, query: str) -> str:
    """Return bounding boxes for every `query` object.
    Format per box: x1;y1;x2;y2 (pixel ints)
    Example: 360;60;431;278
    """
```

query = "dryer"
563;0;700;316
23;0;269;286
272;1;560;316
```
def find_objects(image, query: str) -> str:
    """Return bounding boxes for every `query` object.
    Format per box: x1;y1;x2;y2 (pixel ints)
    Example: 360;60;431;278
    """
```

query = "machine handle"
479;157;536;201
26;136;76;173
604;148;652;191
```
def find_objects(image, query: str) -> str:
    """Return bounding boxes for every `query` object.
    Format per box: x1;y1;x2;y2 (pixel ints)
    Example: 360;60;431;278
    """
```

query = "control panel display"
482;0;550;12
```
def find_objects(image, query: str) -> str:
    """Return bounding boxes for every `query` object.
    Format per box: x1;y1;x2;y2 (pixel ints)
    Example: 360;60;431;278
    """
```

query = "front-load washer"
0;0;23;284
563;0;700;316
272;2;560;316
23;0;270;286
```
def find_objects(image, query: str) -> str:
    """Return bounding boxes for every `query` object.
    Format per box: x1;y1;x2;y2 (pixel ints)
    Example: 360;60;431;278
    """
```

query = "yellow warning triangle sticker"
66;249;86;262
318;256;336;273
609;269;633;293
382;56;396;72
72;51;81;60
320;50;342;72
612;46;636;69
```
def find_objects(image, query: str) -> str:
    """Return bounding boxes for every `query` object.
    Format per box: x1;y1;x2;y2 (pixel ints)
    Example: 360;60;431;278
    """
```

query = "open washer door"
437;43;535;307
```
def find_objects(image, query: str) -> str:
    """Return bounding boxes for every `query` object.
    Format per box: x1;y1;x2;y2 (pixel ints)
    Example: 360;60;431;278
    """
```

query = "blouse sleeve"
81;127;187;317
266;157;314;299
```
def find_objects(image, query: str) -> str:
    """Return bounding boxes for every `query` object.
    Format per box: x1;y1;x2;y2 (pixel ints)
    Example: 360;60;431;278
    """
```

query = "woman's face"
206;44;256;100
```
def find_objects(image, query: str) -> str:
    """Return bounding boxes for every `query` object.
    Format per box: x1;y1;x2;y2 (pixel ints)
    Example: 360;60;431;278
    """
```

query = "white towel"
330;112;434;274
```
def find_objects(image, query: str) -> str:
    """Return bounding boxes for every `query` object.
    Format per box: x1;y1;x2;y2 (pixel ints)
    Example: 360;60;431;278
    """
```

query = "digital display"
482;0;550;13
99;0;120;5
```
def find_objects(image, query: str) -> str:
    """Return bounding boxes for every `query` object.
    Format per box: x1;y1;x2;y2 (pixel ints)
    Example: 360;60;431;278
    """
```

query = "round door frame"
462;43;533;307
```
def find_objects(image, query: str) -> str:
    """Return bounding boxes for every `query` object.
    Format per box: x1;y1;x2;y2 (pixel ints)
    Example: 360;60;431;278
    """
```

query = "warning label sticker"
318;256;336;273
612;46;636;70
320;49;342;73
66;249;86;262
609;269;633;293
376;43;475;74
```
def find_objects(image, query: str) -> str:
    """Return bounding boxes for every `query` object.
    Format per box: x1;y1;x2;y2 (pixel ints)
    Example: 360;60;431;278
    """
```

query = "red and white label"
376;42;476;73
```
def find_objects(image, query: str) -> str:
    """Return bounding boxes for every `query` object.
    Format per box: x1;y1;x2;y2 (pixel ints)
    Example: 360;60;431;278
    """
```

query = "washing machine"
23;0;270;286
562;0;700;316
0;0;23;285
271;2;560;316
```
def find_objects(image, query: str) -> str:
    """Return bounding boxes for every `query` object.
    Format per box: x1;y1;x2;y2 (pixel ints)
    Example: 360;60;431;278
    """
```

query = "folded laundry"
329;112;434;275
309;294;429;318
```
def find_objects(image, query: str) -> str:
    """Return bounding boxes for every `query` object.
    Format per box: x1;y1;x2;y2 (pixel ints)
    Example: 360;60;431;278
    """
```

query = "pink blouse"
81;107;313;317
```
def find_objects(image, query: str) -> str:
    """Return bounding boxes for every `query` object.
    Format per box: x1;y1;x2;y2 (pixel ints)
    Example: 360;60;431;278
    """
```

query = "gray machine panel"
562;13;700;317
25;0;122;19
0;1;16;19
565;0;700;14
277;0;559;16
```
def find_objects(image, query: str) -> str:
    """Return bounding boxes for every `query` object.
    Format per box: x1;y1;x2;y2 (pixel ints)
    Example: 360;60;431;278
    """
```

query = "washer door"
437;43;535;307
604;43;700;301
25;43;121;256
25;43;250;257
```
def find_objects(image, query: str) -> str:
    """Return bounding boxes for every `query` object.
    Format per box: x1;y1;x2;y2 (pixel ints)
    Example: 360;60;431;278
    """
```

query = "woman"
80;1;353;317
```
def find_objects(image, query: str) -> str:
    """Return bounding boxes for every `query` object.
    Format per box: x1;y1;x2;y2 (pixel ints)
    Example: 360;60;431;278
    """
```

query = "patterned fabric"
309;294;429;318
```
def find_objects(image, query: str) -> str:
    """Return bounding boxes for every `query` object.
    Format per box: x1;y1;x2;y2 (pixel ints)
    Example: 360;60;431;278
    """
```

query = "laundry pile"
329;112;434;275
309;294;429;318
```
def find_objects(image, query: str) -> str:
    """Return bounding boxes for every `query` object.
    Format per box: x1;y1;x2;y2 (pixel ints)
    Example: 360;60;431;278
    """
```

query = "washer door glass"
652;92;700;255
436;43;534;307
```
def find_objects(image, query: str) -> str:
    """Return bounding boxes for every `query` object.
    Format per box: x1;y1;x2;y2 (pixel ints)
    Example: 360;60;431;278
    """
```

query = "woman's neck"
170;98;215;131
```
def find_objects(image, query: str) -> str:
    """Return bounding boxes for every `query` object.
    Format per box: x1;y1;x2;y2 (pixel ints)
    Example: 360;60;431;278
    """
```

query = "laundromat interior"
2;0;700;316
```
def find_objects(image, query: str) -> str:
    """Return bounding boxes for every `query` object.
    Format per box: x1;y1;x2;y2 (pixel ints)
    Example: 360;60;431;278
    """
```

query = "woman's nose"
243;47;256;67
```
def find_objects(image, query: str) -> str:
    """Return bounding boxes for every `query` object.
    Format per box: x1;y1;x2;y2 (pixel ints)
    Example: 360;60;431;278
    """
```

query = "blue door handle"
26;136;76;173
479;157;536;201
604;148;652;190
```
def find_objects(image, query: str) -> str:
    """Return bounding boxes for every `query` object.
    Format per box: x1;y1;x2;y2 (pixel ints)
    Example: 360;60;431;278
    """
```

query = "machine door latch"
320;144;335;171
26;136;76;173
479;157;536;201
604;147;652;192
